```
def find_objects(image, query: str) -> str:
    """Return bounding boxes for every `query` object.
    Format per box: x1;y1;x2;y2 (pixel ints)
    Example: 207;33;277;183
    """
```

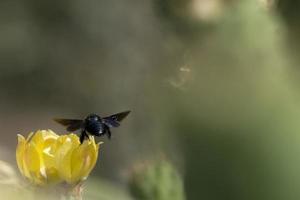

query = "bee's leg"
80;130;88;143
107;128;111;139
104;125;112;139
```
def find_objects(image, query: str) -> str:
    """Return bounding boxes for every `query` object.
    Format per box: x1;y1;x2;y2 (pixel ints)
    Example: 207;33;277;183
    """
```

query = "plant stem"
60;183;83;200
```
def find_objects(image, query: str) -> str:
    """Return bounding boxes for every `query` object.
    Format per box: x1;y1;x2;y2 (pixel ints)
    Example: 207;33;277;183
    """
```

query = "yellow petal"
16;134;30;178
30;130;58;147
32;131;62;185
82;138;100;177
42;139;58;168
41;135;61;184
55;134;80;183
70;137;100;183
29;131;44;150
26;132;34;142
24;142;45;185
38;130;59;169
81;141;100;178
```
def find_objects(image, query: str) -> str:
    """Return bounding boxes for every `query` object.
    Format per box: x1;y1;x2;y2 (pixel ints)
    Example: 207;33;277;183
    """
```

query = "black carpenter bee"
54;111;130;143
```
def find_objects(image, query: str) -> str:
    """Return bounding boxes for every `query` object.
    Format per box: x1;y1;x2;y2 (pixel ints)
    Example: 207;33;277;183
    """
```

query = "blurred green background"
1;0;300;199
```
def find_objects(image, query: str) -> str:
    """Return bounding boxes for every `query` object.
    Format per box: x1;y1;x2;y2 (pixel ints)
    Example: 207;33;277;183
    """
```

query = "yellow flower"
16;130;101;186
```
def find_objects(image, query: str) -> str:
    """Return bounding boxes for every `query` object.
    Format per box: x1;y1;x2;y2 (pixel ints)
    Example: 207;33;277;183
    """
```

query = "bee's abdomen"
86;121;103;135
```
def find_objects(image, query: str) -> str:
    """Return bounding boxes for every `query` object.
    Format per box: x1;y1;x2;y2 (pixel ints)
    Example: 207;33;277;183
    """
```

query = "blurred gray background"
1;0;300;199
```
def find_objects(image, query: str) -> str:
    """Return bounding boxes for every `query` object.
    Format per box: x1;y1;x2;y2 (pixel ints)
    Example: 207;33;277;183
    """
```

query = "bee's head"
85;114;101;122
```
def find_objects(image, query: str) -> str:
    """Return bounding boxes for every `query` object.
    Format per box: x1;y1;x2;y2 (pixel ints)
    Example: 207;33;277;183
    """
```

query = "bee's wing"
102;110;131;128
54;118;83;132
